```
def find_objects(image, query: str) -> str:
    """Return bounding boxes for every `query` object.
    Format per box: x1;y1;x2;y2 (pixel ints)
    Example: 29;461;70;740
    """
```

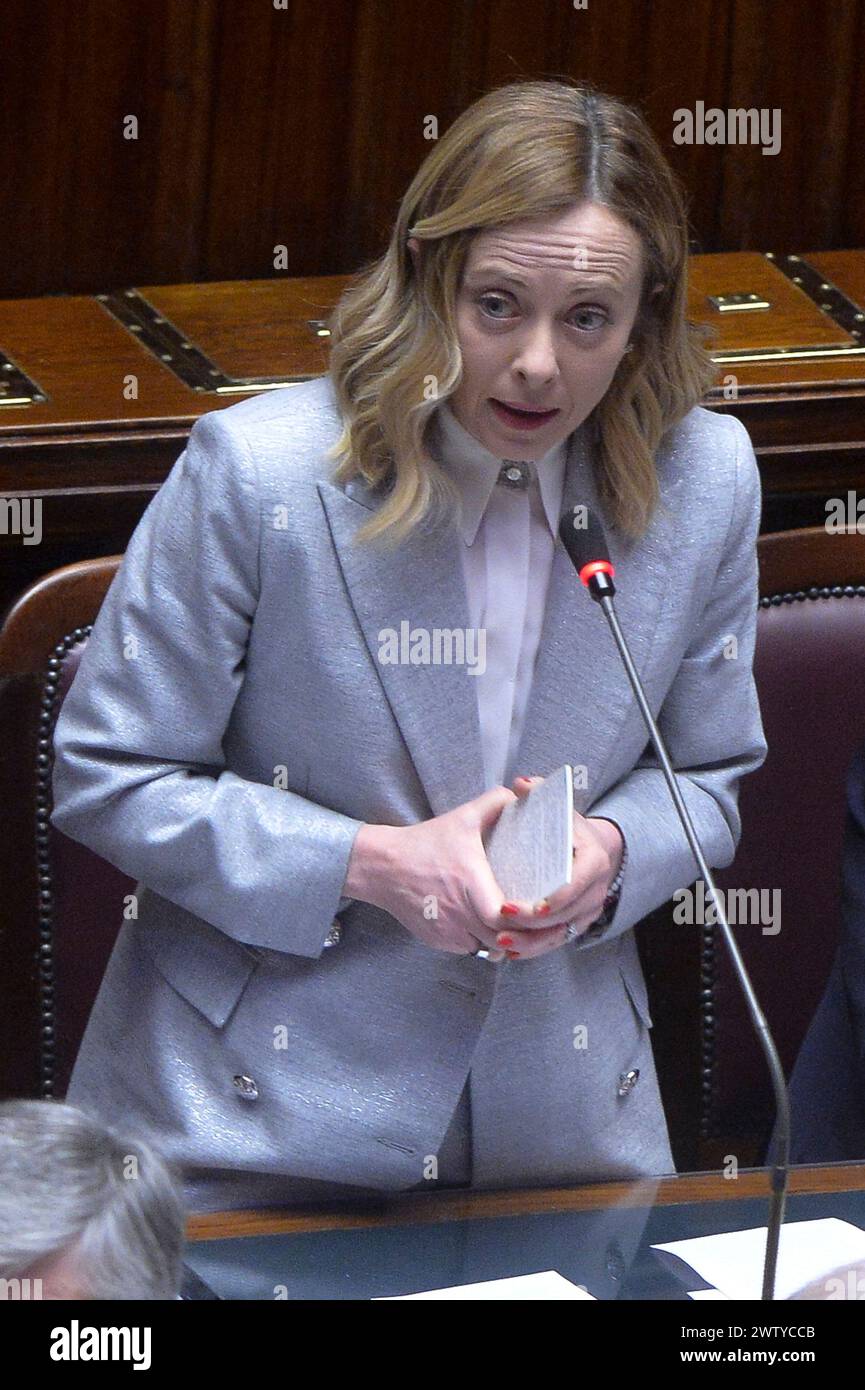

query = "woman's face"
447;200;647;459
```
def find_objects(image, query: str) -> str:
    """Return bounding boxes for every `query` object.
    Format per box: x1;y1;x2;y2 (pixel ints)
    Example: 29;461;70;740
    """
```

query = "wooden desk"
3;250;865;615
187;1161;865;1241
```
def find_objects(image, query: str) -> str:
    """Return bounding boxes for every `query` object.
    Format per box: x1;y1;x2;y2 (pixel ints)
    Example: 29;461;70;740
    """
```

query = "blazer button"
323;920;342;948
233;1074;259;1101
617;1069;640;1097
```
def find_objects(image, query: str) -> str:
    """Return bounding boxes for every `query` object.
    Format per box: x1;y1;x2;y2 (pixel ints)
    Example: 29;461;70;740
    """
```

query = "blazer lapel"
318;477;487;816
319;419;675;820
510;424;674;811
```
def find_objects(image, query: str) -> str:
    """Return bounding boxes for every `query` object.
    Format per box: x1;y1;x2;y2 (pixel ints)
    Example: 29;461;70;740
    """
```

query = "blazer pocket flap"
136;890;259;1029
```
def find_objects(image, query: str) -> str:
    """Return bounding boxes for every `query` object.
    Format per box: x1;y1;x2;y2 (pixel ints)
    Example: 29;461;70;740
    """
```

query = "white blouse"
429;401;567;789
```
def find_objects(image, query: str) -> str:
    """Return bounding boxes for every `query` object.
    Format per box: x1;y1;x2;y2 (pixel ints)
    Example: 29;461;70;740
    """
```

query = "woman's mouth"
490;399;561;430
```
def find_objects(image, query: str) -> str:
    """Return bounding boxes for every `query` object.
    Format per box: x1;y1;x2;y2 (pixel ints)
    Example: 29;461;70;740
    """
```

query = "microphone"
559;509;617;598
559;504;790;1302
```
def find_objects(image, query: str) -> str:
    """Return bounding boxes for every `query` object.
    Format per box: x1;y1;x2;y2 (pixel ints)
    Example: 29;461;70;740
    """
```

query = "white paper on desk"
653;1218;865;1300
484;764;573;907
373;1271;594;1300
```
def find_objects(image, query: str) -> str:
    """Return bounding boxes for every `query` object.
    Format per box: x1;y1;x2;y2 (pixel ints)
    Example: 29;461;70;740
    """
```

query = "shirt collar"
429;400;569;545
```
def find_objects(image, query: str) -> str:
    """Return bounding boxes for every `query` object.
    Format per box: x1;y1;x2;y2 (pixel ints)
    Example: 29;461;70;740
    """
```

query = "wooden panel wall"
3;0;864;299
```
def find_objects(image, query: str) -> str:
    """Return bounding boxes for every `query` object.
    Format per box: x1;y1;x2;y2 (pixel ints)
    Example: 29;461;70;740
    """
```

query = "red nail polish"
535;902;551;916
500;903;519;916
506;950;520;960
497;934;514;947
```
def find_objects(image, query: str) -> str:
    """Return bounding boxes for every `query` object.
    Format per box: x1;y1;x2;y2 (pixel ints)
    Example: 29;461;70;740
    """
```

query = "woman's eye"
476;295;608;331
477;293;513;319
570;307;608;331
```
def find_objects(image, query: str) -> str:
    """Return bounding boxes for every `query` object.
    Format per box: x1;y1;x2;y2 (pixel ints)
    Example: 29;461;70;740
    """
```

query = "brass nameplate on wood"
698;253;865;365
0;350;47;407
707;292;771;312
97;289;314;394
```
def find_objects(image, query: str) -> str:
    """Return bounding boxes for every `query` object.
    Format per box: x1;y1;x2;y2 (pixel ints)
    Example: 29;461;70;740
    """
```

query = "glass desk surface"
182;1164;865;1301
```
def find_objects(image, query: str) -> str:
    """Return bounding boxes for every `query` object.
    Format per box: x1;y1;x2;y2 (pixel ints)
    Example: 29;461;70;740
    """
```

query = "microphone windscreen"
558;506;610;571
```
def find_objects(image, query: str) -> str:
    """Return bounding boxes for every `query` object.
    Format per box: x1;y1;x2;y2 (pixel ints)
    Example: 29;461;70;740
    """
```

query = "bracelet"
603;841;628;907
584;843;628;936
567;838;628;944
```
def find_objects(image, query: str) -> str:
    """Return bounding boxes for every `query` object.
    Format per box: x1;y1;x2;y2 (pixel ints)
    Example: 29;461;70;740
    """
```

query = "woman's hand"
491;774;625;959
343;786;567;961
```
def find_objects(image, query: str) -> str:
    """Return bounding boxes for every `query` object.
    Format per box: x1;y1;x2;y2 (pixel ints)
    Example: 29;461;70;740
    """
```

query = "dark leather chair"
4;530;865;1176
640;526;865;1169
0;557;130;1100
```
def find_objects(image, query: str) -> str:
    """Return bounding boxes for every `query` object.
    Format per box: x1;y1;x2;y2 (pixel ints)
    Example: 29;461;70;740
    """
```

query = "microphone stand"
588;571;789;1301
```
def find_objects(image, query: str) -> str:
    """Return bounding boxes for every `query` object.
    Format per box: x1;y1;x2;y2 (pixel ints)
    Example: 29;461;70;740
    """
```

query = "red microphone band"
578;559;615;587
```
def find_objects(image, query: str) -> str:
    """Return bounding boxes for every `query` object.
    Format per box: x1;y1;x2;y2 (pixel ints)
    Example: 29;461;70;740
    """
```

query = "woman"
51;79;767;1212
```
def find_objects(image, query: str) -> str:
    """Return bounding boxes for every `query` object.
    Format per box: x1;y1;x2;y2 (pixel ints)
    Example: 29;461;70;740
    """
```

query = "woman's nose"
511;323;559;382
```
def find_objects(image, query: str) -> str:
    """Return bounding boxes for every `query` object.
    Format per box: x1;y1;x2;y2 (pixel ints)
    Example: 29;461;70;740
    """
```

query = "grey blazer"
51;373;767;1194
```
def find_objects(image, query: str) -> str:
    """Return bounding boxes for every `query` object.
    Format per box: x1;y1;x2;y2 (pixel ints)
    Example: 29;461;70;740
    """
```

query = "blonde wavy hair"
326;78;716;545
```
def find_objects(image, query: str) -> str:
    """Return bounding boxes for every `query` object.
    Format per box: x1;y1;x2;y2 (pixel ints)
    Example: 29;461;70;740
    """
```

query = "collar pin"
497;460;531;490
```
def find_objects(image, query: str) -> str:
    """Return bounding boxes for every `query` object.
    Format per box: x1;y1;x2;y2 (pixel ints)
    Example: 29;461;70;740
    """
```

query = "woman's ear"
407;236;420;268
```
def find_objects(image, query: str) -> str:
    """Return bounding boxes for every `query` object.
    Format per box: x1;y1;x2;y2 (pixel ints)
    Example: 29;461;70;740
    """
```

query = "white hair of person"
0;1100;186;1299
